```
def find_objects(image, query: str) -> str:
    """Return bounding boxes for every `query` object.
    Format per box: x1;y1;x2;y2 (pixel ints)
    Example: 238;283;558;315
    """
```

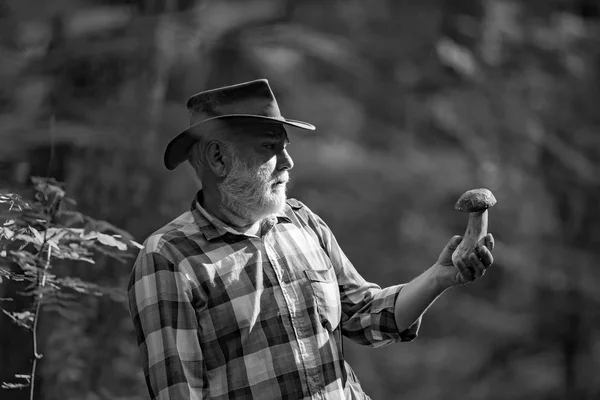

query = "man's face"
219;123;294;221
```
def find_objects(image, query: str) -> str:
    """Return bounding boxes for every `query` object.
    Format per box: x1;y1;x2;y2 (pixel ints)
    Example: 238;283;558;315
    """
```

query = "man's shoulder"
285;198;317;220
129;211;200;289
140;210;199;255
282;198;334;251
283;198;324;226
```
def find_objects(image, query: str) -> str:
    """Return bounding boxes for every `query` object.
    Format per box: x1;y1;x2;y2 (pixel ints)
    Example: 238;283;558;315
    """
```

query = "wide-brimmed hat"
164;78;315;170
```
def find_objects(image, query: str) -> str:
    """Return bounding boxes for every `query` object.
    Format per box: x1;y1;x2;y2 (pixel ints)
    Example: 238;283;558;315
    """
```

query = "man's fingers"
476;245;494;267
484;233;495;252
454;258;473;282
447;235;463;252
467;253;486;280
449;234;494;284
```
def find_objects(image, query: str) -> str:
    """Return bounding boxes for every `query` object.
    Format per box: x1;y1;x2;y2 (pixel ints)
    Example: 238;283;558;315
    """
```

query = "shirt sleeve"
128;247;208;400
298;204;421;347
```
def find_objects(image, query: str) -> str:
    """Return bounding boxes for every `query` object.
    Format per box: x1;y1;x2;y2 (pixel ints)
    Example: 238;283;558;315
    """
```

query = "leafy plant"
0;177;141;399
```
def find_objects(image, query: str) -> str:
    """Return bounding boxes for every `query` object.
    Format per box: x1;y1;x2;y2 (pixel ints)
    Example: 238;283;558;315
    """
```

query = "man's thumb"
447;235;463;252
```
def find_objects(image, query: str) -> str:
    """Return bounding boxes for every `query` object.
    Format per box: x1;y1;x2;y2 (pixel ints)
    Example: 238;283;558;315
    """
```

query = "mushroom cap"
455;188;497;212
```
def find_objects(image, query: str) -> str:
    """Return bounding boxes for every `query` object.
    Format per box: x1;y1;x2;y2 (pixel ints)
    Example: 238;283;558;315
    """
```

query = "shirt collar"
190;191;292;241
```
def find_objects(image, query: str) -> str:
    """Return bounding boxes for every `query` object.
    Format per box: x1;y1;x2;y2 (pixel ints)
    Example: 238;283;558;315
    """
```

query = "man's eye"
264;144;275;150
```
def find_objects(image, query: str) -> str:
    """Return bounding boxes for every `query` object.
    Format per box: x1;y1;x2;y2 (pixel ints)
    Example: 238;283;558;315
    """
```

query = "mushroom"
452;188;497;269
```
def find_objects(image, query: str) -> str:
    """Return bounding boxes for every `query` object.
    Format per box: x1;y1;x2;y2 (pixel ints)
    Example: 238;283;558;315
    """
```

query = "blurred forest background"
1;0;600;399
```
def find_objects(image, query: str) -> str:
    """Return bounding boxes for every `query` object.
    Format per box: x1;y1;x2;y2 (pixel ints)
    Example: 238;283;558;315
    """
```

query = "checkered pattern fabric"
128;192;420;399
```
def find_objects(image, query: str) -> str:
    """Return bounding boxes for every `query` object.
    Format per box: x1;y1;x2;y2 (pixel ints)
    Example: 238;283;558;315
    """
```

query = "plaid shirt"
128;192;420;400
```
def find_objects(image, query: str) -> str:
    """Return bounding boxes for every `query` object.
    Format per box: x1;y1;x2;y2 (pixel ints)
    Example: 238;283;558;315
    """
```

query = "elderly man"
128;79;494;400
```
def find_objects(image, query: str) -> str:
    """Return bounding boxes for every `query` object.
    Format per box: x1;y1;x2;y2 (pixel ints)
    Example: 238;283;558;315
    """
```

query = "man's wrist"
429;263;456;293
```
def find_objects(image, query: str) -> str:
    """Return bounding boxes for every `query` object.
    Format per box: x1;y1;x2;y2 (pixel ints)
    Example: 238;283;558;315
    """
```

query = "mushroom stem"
452;209;488;266
465;210;488;241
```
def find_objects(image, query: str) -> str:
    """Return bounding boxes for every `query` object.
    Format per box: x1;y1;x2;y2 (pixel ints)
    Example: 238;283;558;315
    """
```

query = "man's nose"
277;149;294;171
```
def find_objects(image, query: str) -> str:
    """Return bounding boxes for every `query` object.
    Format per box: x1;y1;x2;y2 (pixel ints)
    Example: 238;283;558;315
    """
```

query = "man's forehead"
232;122;289;142
262;126;288;140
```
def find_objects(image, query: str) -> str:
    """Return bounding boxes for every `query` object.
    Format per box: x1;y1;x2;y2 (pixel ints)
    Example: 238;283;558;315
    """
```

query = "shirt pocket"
304;267;341;332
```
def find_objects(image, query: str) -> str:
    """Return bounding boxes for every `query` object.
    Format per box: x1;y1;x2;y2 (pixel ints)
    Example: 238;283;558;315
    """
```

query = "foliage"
0;177;139;398
1;0;599;399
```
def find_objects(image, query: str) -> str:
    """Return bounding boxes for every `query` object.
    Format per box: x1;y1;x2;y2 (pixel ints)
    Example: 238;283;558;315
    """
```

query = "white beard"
219;153;288;223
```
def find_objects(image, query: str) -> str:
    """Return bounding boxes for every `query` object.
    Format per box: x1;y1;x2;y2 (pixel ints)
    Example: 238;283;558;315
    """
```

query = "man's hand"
432;234;495;289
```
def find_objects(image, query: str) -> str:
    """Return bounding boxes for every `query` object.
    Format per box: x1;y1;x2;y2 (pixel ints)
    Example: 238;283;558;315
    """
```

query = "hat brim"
164;115;316;170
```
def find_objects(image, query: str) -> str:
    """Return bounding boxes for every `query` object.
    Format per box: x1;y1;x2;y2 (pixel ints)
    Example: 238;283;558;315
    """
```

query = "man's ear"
205;140;228;177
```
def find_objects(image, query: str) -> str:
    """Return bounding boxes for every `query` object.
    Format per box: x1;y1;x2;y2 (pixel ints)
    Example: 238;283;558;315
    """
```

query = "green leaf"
1;382;30;390
47;240;60;252
96;232;127;251
2;374;31;389
129;239;144;250
0;227;15;239
0;193;31;211
14;374;31;382
63;251;95;264
1;309;34;329
14;233;42;246
29;226;45;244
46;227;69;243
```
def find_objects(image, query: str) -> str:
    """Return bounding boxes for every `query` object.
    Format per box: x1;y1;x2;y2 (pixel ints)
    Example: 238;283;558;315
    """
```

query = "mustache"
273;173;290;184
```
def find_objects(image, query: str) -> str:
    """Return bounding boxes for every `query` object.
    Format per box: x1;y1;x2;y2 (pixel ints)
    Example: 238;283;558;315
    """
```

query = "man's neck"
201;186;261;230
219;206;262;235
